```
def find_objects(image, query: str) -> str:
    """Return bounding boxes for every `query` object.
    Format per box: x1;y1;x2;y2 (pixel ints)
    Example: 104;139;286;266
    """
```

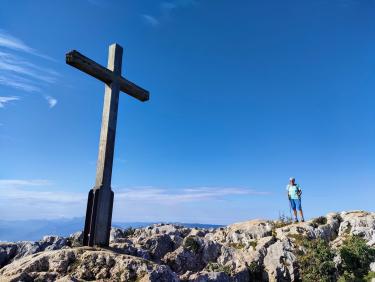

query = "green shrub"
343;223;352;235
249;240;258;250
248;261;264;280
271;227;277;239
295;236;337;282
184;236;200;253
229;242;245;250
206;262;231;275
123;227;135;237
287;233;307;245
338;235;375;280
292;233;375;281
364;272;375;281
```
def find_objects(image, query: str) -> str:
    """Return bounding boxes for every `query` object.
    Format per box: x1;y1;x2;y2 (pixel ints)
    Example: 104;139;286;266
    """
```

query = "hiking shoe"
301;219;305;222
294;219;299;223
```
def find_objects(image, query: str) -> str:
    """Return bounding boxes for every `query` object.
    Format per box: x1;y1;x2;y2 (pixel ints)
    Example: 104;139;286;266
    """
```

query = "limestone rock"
187;271;231;282
263;239;297;282
0;243;17;268
0;247;178;281
1;211;375;281
143;234;175;261
110;227;125;242
68;231;83;247
338;211;375;241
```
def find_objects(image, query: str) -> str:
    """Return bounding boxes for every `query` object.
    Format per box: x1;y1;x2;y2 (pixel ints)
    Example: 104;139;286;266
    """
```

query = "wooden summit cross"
66;43;149;246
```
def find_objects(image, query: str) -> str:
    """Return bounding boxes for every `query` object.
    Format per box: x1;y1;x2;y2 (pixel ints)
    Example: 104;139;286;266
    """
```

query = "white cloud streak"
0;30;54;61
141;14;160;27
0;183;269;206
0;96;19;108
45;96;57;108
0;30;59;108
0;181;270;221
0;74;41;92
161;0;197;13
0;51;57;84
143;0;198;27
3;188;85;204
0;179;52;188
116;187;269;203
0;51;58;94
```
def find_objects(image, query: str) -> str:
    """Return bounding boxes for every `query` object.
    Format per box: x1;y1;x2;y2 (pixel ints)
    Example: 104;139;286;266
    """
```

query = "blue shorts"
290;199;302;211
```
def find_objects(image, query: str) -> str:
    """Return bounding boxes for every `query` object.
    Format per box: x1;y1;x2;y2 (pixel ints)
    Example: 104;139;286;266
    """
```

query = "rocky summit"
0;211;374;281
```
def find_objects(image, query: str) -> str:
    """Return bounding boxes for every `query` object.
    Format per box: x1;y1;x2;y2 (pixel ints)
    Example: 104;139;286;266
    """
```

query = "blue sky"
0;0;374;224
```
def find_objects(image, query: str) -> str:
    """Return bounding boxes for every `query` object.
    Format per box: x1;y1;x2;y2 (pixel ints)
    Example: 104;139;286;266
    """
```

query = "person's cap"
289;177;295;181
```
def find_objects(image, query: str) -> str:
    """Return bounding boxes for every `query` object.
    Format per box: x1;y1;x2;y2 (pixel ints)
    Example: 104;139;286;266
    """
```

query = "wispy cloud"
0;182;270;222
0;30;59;108
0;51;58;95
141;14;160;27
0;74;40;92
161;0;197;14
0;183;268;204
0;96;19;108
116;186;269;203
45;95;57;108
0;30;54;61
0;179;52;188
0;52;57;84
2;188;85;204
142;0;198;27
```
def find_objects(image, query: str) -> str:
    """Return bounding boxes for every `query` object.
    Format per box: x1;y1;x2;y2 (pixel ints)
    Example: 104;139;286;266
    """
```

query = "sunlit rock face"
1;211;374;281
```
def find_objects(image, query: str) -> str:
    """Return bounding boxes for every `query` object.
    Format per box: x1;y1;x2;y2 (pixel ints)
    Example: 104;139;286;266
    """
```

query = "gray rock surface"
0;247;178;281
0;211;374;281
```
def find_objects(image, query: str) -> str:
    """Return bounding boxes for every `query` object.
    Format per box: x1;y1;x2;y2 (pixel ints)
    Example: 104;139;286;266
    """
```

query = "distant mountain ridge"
0;218;223;242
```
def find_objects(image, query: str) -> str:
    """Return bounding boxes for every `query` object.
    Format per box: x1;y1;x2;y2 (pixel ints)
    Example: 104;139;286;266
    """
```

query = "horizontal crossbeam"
66;50;149;102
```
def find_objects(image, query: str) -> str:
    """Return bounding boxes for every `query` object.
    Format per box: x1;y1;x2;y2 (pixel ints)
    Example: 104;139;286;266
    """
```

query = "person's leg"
290;200;298;222
299;209;305;222
297;199;304;222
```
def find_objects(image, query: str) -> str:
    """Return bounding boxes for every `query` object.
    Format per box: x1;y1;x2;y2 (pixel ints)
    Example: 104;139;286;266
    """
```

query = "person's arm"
286;185;290;199
297;184;302;198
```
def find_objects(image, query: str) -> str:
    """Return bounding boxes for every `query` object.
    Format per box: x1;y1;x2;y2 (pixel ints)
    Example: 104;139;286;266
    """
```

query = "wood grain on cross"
66;43;149;246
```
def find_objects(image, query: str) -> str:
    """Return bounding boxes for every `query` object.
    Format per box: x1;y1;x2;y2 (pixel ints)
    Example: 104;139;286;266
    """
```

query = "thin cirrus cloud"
141;14;160;27
0;96;19;108
0;179;52;188
0;30;54;61
116;186;270;203
142;0;198;27
0;181;270;221
0;29;59;108
0;182;269;204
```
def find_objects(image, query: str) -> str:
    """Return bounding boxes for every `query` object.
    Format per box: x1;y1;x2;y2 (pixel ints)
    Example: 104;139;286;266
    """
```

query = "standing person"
286;177;305;223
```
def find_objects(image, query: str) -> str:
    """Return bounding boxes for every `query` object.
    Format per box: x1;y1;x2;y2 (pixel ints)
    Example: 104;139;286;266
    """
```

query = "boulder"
143;234;175;261
163;236;221;275
263;239;297;282
0;247;178;281
110;227;125;242
187;271;231;282
0;243;17;267
338;211;375;241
